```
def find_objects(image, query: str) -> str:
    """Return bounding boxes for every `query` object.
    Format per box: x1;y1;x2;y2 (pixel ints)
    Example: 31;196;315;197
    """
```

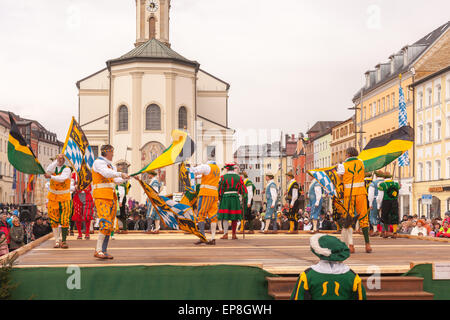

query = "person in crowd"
303;217;313;231
0;231;8;257
319;213;334;231
410;219;428;236
9;216;24;252
443;212;450;225
0;213;10;247
436;220;450;238
32;216;50;239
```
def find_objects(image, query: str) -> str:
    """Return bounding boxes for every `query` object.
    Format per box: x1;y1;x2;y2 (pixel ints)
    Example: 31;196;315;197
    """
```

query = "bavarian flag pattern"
307;166;339;197
7;112;45;175
62;117;95;190
358;126;413;172
398;84;409;167
139;179;207;243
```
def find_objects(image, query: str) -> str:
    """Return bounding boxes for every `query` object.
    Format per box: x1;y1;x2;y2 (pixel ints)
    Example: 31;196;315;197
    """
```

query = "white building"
78;0;234;203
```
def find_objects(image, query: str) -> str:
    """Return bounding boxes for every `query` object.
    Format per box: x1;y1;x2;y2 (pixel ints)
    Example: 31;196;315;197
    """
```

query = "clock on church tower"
146;0;159;12
135;0;170;47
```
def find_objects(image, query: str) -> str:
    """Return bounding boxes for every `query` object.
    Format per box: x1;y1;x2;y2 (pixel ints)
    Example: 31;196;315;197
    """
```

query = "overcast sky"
0;0;449;149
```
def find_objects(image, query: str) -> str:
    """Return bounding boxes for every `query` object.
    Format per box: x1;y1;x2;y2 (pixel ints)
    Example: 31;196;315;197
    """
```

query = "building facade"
234;145;265;210
78;0;234;203
354;21;449;217
331;117;356;166
292;134;307;192
413;66;450;218
0;111;62;208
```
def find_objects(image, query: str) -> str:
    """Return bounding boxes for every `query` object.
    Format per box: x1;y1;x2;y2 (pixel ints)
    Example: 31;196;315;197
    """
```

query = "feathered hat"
310;234;350;262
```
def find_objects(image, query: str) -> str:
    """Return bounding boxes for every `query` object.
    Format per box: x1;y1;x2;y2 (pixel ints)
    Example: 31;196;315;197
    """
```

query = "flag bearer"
190;159;221;245
92;145;129;259
45;154;73;249
336;147;372;254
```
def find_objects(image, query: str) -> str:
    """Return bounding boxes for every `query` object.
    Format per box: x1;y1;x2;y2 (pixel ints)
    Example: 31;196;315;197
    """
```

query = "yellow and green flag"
359;125;413;172
7;113;45;175
131;130;195;176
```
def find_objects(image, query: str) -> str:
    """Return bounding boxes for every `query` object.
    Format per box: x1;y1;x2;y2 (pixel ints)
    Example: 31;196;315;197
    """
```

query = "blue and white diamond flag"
398;85;410;167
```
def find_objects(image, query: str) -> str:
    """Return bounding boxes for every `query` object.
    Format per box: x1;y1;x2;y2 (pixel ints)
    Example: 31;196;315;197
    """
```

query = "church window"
146;104;161;130
178;106;188;130
149;17;156;39
118;105;128;131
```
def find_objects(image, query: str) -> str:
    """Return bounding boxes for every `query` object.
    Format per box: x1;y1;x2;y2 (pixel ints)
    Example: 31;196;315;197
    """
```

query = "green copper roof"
107;38;199;68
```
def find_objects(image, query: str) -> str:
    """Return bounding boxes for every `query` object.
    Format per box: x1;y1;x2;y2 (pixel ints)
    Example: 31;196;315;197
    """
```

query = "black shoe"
206;239;216;245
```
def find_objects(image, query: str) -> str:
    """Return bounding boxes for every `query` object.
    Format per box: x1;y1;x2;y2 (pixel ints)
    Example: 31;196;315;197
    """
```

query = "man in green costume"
218;163;247;240
239;171;256;234
291;234;366;300
376;172;400;238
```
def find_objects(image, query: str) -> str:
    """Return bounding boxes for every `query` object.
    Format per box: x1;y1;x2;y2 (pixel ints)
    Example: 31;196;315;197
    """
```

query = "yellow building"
412;66;450;218
353;21;450;217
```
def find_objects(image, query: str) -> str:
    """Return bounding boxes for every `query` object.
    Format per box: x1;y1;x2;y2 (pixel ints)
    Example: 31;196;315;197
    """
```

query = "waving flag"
131;130;195;176
307;166;341;197
7;113;45;175
398;83;409;167
138;179;207;243
358;126;413;172
62;117;95;190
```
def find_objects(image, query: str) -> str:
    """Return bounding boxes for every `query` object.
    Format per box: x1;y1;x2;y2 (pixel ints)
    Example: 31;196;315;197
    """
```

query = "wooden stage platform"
12;231;450;275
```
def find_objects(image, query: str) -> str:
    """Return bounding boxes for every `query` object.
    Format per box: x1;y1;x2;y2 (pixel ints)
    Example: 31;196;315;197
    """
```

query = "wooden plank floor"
14;232;450;274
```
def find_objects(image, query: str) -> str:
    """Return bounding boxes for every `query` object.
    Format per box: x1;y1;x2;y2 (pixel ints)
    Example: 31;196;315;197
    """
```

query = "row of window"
416;159;450;181
362;91;399;121
417;80;450;110
333;123;355;140
416;117;450;144
118;105;188;132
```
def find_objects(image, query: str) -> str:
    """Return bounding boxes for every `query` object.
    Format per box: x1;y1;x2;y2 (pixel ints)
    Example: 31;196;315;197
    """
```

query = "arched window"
149;17;156;39
146;104;161;130
178;106;188;130
118;105;128;131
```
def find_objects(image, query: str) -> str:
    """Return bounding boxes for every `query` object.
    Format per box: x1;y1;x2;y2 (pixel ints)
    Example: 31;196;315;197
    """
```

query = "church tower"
135;0;171;47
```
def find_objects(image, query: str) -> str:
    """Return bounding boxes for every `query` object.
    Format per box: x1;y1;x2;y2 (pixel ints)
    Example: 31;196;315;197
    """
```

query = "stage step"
266;276;434;300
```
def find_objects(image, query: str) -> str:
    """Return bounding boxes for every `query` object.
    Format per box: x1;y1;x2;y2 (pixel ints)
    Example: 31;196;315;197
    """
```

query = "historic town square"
0;0;450;308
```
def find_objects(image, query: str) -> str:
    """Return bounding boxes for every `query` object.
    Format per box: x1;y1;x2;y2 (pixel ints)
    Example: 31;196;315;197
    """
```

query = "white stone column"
165;72;177;193
130;71;144;202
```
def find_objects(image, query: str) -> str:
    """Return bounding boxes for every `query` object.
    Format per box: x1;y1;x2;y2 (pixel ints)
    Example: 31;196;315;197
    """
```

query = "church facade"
77;0;234;203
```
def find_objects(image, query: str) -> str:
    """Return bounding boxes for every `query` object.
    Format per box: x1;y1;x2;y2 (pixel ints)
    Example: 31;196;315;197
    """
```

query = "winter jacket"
9;225;24;250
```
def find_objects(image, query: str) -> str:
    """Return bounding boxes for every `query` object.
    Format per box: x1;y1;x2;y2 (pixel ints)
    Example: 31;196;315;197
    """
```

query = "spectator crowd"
0;204;52;258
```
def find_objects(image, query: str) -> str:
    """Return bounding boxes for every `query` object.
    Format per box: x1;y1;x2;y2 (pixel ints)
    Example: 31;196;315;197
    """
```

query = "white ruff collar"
311;260;350;275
